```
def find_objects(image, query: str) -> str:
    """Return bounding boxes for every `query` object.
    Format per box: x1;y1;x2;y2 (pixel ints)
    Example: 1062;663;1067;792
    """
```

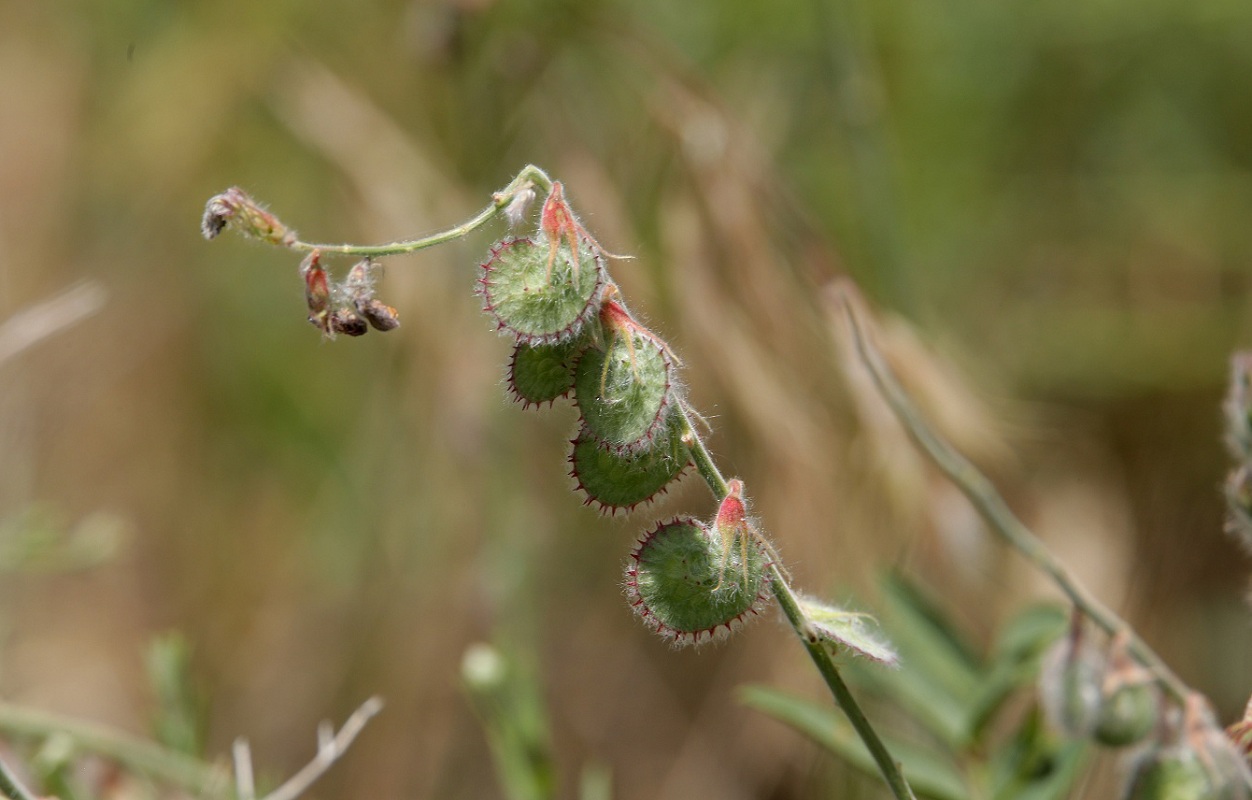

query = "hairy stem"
837;288;1193;706
679;402;917;800
289;165;553;257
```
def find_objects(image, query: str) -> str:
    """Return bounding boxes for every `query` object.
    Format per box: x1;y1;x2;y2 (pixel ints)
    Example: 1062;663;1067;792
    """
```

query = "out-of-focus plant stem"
678;402;918;800
0;755;37;800
836;284;1193;707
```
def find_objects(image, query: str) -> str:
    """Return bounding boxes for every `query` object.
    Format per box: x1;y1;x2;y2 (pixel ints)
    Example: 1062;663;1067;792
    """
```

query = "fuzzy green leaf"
797;595;899;666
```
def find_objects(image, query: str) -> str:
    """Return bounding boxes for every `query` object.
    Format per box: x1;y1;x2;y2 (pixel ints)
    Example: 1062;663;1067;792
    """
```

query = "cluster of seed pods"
481;184;771;646
202;179;774;647
1040;616;1252;798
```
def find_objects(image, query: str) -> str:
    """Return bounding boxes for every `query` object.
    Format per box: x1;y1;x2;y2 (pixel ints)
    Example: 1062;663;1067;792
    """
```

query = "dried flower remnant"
201;187;295;246
302;250;332;335
499;183;537;228
345;259;401;332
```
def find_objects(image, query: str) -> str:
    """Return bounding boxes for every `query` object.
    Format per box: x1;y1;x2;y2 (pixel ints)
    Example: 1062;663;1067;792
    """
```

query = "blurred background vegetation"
1;0;1251;797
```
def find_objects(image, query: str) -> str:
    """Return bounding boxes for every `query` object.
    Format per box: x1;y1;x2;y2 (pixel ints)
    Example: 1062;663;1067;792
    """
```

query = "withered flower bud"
358;298;401;332
301;250;331;334
201;187;295;246
330;309;369;337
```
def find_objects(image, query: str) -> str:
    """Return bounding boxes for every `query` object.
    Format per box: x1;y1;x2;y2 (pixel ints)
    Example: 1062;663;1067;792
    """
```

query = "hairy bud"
202;187;295;246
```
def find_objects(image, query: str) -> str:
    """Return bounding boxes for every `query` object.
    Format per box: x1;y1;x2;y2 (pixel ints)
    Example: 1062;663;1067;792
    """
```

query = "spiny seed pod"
508;337;589;408
625;517;770;647
573;293;677;453
569;418;690;514
478;237;605;344
1038;614;1105;738
201;187;295;246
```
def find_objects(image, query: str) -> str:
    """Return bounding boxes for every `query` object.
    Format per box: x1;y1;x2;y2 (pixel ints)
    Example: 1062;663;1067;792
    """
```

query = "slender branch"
0;756;37;800
679;401;917;800
836;287;1193;705
289;165;553;257
258;696;384;800
0;702;227;796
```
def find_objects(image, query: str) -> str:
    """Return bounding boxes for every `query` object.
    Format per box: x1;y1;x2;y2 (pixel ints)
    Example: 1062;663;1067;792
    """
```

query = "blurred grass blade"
739;685;969;800
146;632;205;756
990;740;1088;800
966;605;1068;738
461;643;556;800
839;573;984;745
578;762;612;800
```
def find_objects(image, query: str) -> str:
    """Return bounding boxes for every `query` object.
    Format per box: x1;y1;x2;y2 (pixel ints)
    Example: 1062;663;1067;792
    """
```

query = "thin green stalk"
679;402;917;800
0;702;227;797
0;756;37;800
290;165;554;257
838;290;1193;706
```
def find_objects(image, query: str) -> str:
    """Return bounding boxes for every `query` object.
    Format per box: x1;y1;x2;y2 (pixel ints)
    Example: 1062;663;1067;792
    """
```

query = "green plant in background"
201;166;1252;799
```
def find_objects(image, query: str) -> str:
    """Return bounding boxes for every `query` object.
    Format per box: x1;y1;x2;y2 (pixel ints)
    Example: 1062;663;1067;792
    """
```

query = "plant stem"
679;402;917;800
0;756;37;800
0;702;227;797
770;570;918;800
837;288;1194;706
289;165;554;257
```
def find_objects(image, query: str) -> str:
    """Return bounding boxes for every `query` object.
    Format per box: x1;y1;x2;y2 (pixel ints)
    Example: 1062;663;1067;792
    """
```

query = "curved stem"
290;165;554;257
837;289;1193;706
678;402;917;800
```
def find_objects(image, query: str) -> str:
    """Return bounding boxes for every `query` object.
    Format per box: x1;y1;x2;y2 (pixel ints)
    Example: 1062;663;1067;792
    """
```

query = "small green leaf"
796;595;899;666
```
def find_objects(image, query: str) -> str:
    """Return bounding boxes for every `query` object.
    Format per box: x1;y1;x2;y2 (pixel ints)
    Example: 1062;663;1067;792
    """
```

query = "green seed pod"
1096;682;1159;748
569;419;690;514
479;237;605;344
1123;746;1247;800
625;517;770;647
508;338;588;408
1038;621;1105;738
573;329;675;453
